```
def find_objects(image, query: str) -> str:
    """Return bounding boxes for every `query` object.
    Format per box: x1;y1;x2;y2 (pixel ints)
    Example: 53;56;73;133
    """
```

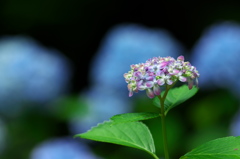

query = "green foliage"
180;136;240;159
188;89;238;130
144;113;186;158
111;112;160;123
51;96;88;121
75;121;157;158
153;85;198;115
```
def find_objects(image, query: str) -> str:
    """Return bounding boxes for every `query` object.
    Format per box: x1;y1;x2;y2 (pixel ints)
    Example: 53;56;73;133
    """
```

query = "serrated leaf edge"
110;112;160;123
180;136;240;158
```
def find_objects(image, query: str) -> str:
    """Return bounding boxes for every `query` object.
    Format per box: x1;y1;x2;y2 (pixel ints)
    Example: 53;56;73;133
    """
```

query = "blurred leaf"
75;121;157;158
153;96;161;108
188;89;238;130
3;110;65;159
134;95;159;113
184;125;228;153
111;112;160;123
153;85;198;115
180;136;240;159
51;96;88;121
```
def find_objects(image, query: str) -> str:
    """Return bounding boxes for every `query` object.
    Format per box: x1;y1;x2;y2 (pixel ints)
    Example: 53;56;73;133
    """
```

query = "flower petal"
153;85;161;95
157;79;165;86
195;78;199;87
179;76;187;82
138;85;146;91
167;79;173;85
188;78;193;89
129;90;133;97
146;76;154;81
146;89;155;98
159;61;169;68
146;81;154;88
177;55;184;61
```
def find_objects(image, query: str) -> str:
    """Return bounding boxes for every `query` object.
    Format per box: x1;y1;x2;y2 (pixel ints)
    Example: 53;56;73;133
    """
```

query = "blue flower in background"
230;109;240;136
90;24;185;91
71;24;185;134
191;21;240;95
69;85;133;134
0;36;72;116
31;137;101;159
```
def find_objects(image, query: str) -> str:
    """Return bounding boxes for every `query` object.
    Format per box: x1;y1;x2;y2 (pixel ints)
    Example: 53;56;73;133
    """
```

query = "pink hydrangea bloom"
124;56;199;98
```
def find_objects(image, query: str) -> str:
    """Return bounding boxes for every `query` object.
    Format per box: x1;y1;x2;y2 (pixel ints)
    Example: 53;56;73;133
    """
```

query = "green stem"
158;84;176;159
159;95;169;159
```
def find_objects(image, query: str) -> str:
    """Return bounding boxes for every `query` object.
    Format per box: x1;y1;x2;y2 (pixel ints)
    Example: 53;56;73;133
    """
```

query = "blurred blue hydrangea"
0;36;72;115
69;85;133;134
90;24;185;91
31;137;101;159
71;24;185;134
191;21;240;95
230;109;240;136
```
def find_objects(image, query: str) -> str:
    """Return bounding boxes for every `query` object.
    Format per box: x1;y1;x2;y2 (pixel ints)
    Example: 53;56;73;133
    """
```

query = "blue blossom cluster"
90;24;184;91
69;86;132;133
191;22;240;95
0;36;72;115
230;109;240;136
31;137;101;159
190;21;240;136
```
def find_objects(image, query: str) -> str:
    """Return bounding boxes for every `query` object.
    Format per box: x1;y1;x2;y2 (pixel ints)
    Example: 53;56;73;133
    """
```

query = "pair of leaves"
75;84;240;158
75;113;160;158
76;114;240;159
76;85;199;158
153;85;198;115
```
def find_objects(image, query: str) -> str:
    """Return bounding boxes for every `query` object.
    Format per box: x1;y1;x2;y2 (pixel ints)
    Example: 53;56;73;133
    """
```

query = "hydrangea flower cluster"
124;56;199;98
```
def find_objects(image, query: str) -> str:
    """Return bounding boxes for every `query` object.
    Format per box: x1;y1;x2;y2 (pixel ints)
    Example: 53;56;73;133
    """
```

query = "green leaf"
180;136;240;159
111;112;160;123
75;121;157;158
153;96;161;108
153;85;198;115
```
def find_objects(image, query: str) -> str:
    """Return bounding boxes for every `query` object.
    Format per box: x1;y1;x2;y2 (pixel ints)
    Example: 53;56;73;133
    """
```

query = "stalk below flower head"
124;56;200;98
